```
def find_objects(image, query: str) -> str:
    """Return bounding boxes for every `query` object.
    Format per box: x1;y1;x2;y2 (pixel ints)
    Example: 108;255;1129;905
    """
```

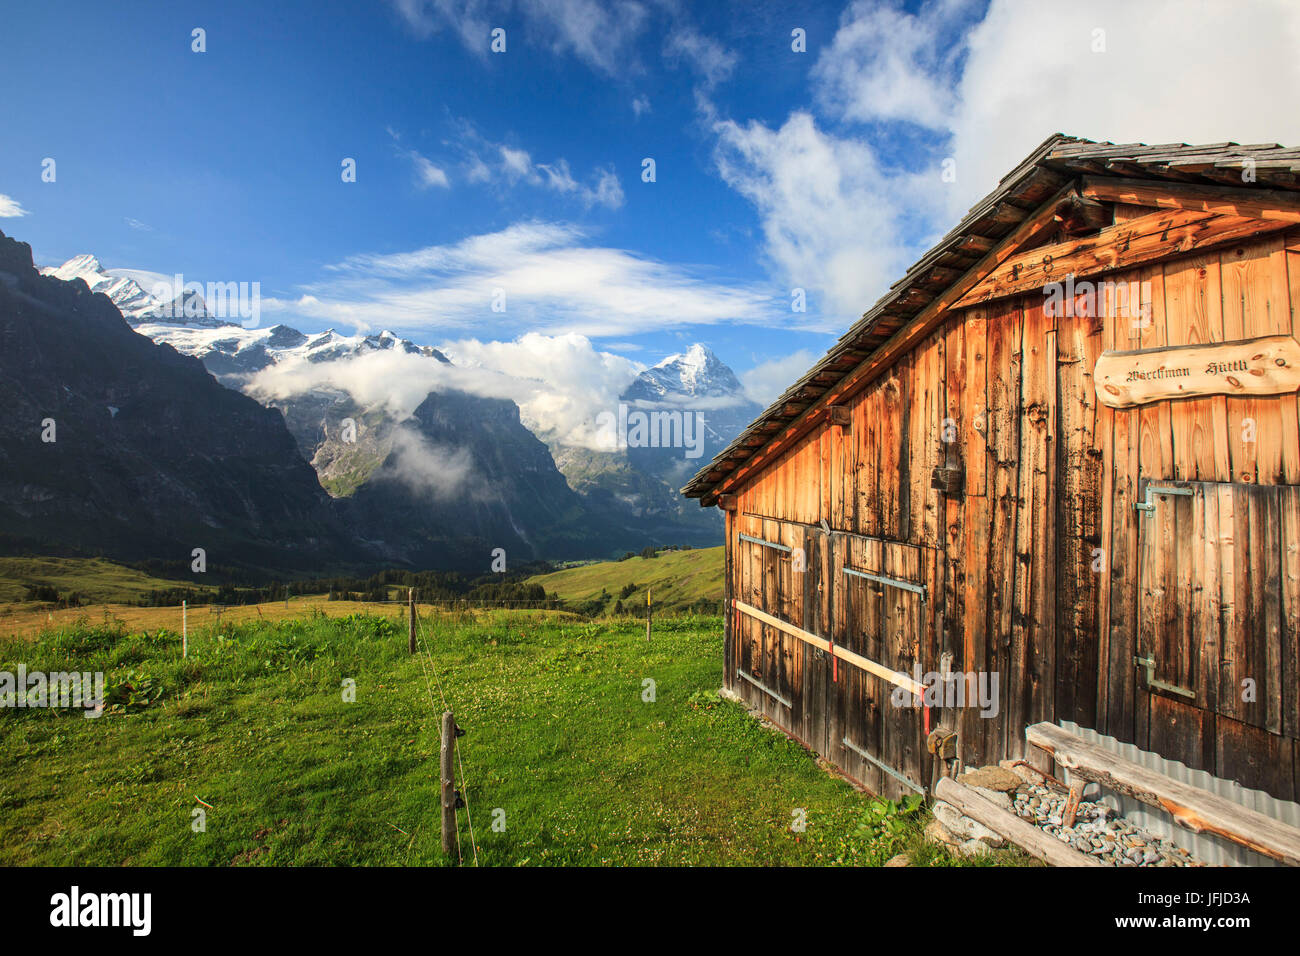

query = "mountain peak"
624;342;746;403
40;252;229;328
61;253;102;276
655;342;713;369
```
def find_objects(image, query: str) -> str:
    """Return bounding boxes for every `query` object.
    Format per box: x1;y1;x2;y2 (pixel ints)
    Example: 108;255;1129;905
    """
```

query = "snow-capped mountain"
40;254;222;327
137;322;458;499
621;342;762;449
4;231;360;573
549;343;762;535
45;249;757;548
623;342;749;403
138;322;450;378
20;244;754;560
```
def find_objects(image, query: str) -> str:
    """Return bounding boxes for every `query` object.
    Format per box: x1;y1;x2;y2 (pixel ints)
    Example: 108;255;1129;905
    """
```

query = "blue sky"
3;0;1299;407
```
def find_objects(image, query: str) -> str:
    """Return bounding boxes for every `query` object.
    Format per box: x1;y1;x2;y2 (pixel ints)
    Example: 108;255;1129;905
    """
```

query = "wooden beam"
1060;194;1112;234
1082;175;1300;224
1026;722;1300;865
955;233;996;255
934;777;1104;867
716;493;738;511
711;181;1082;498
733;599;924;695
953;209;1293;309
828;405;851;427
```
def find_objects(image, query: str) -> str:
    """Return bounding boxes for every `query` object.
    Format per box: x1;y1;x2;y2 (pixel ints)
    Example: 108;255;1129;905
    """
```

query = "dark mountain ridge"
0;230;360;575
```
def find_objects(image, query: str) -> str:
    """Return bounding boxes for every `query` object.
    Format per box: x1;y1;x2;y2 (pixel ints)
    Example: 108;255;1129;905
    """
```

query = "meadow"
0;605;1021;867
525;545;724;614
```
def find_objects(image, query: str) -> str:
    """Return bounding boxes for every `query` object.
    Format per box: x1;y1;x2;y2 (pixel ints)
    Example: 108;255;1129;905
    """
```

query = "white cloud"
124;217;153;231
664;27;737;90
709;0;1300;330
388;128;452;190
264;221;774;337
813;0;975;130
412;153;451;189
442;331;644;445
380;428;475;499
243;329;645;450
390;0;490;45
945;0;1300;215
631;95;651;118
390;0;648;75
499;144;533;180
741;349;817;407
445;124;623;208
522;0;648;75
535;158;625;209
0;194;29;218
711;111;936;327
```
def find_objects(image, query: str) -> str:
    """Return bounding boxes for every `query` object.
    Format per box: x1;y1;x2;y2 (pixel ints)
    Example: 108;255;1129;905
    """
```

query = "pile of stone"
1011;780;1199;867
927;763;1203;867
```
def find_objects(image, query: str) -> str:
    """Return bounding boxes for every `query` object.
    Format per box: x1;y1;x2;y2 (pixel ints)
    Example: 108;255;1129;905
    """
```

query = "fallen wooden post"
1026;722;1300;866
934;777;1104;867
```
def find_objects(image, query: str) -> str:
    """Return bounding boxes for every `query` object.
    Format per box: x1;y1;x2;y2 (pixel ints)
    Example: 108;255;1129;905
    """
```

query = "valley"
1;237;763;576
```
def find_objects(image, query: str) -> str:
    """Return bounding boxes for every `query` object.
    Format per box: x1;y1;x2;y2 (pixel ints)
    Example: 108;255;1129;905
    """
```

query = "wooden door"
838;535;929;799
1136;479;1300;737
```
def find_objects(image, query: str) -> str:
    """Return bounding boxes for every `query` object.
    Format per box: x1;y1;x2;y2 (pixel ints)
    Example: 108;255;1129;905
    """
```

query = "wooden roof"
681;134;1300;505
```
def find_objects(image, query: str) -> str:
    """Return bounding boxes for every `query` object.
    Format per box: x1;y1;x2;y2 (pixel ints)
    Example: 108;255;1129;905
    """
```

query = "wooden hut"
683;134;1300;805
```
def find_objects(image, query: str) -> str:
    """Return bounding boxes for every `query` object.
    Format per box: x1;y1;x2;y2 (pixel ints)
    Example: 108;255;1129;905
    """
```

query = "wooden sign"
1094;335;1300;409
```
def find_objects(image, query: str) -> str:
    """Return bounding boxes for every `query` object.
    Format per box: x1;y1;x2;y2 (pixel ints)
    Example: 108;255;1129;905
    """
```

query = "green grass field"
0;607;1021;866
527;546;723;614
0;556;213;604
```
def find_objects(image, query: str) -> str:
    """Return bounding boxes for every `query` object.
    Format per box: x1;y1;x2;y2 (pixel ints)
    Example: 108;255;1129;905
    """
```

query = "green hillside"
0;556;212;604
528;546;724;615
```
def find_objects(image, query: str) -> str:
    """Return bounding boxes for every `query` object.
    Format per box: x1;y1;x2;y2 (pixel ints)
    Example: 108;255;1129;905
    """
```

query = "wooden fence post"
182;600;187;658
440;710;456;857
645;586;652;643
408;588;417;655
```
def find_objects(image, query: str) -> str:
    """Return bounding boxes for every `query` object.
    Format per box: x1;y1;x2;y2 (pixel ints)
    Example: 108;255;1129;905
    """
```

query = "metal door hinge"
1133;484;1193;516
1133;655;1195;699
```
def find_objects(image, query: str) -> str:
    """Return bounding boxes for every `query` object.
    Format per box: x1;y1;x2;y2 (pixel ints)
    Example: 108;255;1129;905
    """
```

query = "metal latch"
931;466;965;497
1133;656;1195;699
1133;484;1193;516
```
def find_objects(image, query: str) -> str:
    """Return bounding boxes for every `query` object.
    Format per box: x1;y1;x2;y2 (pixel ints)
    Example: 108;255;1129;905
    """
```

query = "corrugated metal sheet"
1058;720;1300;867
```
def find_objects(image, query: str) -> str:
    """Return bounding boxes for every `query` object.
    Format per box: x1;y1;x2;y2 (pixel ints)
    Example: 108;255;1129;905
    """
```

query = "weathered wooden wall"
724;226;1300;802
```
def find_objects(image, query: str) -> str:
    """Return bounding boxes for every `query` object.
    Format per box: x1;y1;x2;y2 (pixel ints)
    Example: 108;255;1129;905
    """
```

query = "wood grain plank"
986;298;1023;758
1054;288;1105;729
1223;237;1291;486
1281;487;1300;740
1162;252;1230;482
